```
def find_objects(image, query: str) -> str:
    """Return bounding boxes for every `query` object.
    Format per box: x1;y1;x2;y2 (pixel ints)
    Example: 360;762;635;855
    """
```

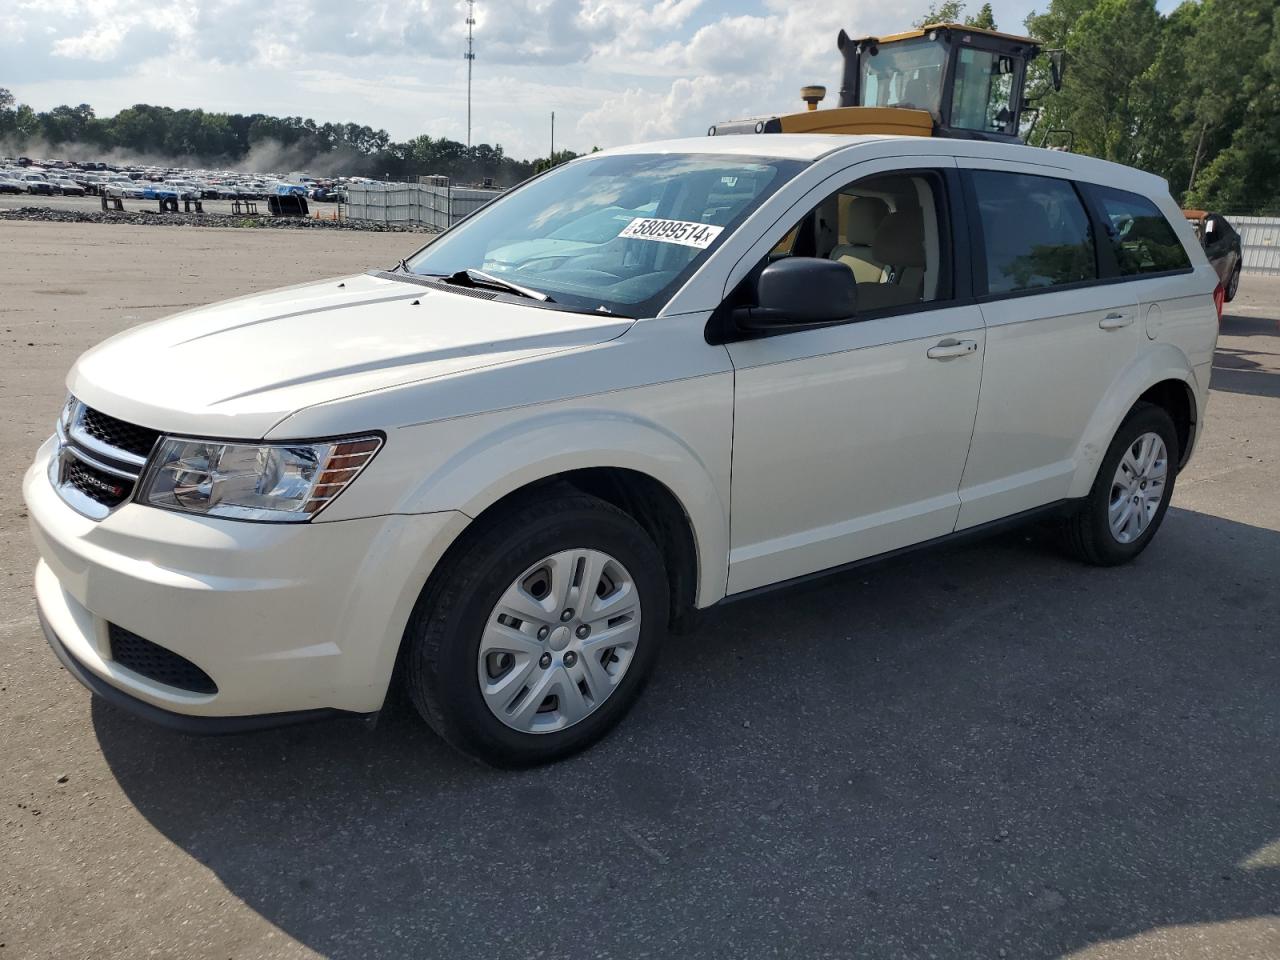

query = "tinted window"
1089;185;1192;275
767;171;950;312
951;48;1016;135
971;170;1096;294
859;39;946;113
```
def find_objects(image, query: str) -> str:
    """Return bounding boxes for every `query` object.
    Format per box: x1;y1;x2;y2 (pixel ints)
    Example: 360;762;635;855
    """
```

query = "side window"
1087;184;1193;275
951;49;1016;135
768;171;950;312
970;170;1096;294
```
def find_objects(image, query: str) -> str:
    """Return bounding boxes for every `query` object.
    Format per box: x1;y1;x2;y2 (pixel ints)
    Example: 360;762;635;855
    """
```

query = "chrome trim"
51;398;150;521
63;399;151;469
47;451;113;521
67;421;149;469
63;443;141;480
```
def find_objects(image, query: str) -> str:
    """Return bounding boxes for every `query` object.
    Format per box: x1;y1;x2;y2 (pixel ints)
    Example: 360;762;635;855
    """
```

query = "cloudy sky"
6;0;1182;161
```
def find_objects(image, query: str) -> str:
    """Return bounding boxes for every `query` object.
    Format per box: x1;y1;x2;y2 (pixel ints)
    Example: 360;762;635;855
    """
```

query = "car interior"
769;173;943;311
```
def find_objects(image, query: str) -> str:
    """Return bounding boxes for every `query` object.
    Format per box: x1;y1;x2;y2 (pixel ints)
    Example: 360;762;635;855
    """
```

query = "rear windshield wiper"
445;268;554;302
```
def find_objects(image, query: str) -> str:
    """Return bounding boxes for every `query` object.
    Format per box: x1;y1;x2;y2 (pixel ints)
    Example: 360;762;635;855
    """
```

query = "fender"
391;405;732;607
1066;342;1198;499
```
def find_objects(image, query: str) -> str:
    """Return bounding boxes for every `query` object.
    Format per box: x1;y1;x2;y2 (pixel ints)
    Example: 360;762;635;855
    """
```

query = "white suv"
25;134;1220;765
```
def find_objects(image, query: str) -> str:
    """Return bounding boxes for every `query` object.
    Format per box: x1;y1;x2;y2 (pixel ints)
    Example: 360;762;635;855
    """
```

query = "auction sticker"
618;217;724;249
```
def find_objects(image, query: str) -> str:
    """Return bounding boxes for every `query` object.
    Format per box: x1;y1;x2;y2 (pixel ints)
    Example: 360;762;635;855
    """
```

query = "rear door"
954;162;1140;529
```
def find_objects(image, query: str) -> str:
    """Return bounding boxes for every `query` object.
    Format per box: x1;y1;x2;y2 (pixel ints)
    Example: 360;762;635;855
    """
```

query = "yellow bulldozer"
710;22;1064;145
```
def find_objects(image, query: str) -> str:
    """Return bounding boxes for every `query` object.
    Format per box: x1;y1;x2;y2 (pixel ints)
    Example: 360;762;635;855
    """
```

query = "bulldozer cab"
842;24;1040;140
710;23;1053;144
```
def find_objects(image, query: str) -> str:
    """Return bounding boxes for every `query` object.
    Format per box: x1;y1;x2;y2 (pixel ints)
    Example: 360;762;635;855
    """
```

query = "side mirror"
734;257;858;331
1049;50;1066;92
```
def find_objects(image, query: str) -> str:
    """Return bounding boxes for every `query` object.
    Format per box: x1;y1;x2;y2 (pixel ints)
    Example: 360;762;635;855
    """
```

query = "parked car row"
0;169;87;196
1;155;359;206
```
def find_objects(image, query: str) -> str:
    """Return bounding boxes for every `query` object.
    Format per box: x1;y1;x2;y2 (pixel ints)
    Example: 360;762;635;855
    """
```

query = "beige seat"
856;210;926;311
829;196;889;283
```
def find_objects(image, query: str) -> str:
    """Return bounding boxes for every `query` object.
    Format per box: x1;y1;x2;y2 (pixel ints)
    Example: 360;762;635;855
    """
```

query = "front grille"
53;400;160;519
108;624;217;694
64;458;132;507
79;407;160;459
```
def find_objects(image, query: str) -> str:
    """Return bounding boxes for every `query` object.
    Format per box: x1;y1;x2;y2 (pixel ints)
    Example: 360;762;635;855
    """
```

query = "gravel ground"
1;221;1277;960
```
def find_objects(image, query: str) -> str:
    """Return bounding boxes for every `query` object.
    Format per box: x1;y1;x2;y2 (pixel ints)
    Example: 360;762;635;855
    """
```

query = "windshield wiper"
445;268;554;302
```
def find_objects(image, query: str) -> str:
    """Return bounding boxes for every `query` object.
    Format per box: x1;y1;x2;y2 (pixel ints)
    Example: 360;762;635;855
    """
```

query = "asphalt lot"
1;220;1277;960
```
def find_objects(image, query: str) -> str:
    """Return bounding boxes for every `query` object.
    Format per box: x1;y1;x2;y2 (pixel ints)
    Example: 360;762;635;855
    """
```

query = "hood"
69;272;632;439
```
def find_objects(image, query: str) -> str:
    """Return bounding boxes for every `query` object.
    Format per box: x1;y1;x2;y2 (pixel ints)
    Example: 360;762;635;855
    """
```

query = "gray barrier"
1231;215;1280;277
345;181;504;230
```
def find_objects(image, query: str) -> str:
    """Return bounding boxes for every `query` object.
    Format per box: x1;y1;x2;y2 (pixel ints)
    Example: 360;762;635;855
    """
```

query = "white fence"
346;181;504;230
1231;215;1280;276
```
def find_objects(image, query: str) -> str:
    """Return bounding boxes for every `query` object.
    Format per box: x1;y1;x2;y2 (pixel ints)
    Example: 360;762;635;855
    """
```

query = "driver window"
769;172;949;312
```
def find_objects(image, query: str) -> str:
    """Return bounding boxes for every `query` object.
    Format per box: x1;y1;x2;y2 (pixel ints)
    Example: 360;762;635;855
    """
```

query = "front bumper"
38;607;359;733
25;437;468;721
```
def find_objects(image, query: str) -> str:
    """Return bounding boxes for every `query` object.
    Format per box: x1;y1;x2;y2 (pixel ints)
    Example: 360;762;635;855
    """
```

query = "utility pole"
465;1;476;148
550;111;555;166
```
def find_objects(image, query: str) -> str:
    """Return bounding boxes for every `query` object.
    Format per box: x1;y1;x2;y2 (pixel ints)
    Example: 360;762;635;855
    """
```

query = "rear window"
1087;185;1192;276
970;170;1097;295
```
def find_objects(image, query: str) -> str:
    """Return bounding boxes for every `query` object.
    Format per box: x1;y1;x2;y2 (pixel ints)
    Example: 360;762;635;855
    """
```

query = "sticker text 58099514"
617;218;725;249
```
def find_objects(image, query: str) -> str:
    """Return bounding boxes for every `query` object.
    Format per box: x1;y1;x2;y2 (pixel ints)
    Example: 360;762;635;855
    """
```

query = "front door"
725;162;985;595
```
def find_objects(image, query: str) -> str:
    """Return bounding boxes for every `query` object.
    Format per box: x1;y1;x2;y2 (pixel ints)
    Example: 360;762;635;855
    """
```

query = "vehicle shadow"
92;507;1280;959
1213;309;1280;399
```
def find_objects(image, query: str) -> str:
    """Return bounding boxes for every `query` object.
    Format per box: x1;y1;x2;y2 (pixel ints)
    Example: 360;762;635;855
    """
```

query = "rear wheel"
1226;263;1242;302
1064;403;1179;566
404;491;668;767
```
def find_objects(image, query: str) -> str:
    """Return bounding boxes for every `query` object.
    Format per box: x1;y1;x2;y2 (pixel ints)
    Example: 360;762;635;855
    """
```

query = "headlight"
140;435;382;522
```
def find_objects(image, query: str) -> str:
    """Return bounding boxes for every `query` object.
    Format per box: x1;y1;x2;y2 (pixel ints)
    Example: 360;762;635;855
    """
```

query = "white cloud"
9;0;1058;159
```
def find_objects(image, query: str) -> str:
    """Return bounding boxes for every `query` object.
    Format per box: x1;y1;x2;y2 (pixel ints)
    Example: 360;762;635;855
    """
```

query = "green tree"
1177;0;1275;198
916;1;967;26
967;4;996;28
1024;0;1162;166
533;149;581;174
916;1;997;27
1186;3;1280;212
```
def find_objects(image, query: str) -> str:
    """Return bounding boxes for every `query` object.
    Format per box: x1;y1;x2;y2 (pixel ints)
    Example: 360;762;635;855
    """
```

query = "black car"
1186;210;1243;302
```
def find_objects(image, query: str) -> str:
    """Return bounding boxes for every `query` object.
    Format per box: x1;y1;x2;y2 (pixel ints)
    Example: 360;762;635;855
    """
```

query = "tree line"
924;0;1280;214
0;92;574;186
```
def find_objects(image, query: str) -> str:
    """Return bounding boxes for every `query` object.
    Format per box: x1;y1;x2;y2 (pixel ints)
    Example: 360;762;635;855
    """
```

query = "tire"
404;491;669;767
1063;402;1179;566
1225;263;1241;303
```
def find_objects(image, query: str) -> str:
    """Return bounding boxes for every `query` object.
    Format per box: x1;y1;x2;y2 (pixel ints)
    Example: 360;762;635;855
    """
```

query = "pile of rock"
0;206;438;233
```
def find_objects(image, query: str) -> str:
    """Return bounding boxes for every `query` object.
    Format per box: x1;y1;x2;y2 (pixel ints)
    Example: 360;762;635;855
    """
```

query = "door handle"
1099;312;1134;330
927;338;979;360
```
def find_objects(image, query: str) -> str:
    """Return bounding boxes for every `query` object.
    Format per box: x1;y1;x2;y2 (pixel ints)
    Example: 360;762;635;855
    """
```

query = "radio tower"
465;1;476;148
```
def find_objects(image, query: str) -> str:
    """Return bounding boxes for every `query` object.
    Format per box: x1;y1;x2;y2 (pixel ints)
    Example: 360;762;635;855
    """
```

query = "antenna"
464;1;476;148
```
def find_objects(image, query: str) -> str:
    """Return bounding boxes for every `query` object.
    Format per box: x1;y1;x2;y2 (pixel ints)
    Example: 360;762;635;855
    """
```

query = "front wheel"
1063;403;1179;566
404;491;668;767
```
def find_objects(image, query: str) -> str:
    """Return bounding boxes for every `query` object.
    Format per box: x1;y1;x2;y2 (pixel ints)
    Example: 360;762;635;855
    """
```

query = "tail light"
1213;282;1226;322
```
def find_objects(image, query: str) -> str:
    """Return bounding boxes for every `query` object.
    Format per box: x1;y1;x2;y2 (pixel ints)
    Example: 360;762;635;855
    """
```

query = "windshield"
404;153;806;316
859;38;946;113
